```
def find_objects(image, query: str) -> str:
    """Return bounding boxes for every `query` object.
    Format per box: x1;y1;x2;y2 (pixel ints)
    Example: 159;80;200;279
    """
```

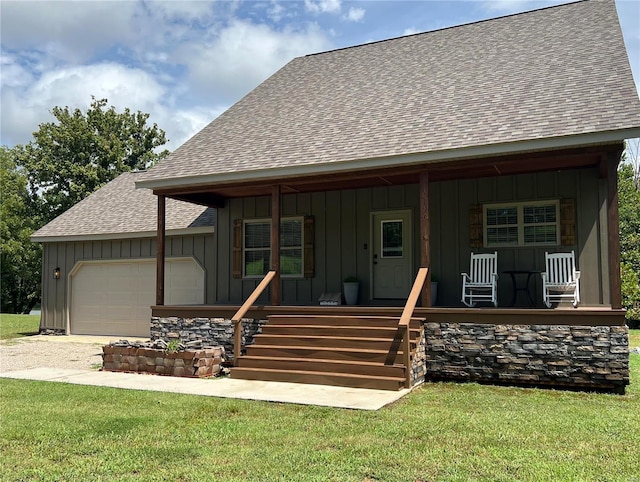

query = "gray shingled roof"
137;0;640;190
31;172;215;241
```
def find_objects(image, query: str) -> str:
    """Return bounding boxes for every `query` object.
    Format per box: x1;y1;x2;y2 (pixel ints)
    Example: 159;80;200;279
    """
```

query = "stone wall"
424;323;629;393
102;345;225;377
151;317;267;361
411;326;427;386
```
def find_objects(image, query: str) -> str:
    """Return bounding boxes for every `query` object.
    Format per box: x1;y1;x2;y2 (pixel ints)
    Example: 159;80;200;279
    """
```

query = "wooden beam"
419;171;431;307
271;185;281;306
156;194;166;306
606;152;622;309
151;145;616;200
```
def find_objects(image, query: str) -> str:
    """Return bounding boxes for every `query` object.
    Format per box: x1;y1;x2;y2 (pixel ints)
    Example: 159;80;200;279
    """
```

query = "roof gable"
138;0;640;190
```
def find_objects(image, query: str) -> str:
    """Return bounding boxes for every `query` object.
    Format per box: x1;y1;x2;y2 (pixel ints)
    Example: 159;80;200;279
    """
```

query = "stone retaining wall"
102;345;225;377
151;317;267;361
424;323;629;393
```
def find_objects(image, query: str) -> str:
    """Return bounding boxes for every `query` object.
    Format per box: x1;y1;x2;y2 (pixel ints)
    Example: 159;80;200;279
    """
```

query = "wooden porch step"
252;334;417;351
266;315;423;329
262;324;421;339
230;367;405;390
236;355;406;378
231;314;424;391
244;344;408;364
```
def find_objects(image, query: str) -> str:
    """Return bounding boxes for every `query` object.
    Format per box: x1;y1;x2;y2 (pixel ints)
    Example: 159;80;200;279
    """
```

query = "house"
37;0;640;392
135;0;640;392
31;171;215;337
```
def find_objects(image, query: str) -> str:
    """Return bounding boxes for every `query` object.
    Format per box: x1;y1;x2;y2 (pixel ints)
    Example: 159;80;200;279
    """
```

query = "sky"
1;0;639;152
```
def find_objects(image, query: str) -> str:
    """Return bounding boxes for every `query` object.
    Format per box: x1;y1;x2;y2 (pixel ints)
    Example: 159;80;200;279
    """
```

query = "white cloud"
158;106;224;149
344;7;365;22
0;53;34;88
402;27;422;36
0;1;138;64
0;63;180;148
178;19;332;104
150;1;216;22
482;0;570;13
304;0;341;14
267;1;287;22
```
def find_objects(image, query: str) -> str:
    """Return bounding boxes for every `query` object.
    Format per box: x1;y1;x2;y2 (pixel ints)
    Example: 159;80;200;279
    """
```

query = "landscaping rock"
101;342;226;378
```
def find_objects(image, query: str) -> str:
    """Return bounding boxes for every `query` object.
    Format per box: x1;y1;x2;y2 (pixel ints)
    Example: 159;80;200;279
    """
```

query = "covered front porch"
147;145;629;393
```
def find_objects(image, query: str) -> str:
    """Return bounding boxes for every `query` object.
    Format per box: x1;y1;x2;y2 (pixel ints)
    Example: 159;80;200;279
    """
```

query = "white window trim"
243;217;304;279
483;200;560;248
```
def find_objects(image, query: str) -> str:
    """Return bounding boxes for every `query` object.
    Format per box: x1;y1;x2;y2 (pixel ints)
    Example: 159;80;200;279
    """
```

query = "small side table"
503;270;540;307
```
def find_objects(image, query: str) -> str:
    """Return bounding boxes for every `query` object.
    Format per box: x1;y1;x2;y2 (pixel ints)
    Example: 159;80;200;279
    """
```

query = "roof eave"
135;128;640;191
30;226;214;243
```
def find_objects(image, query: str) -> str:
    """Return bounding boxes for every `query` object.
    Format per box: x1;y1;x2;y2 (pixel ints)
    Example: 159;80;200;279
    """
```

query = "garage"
70;258;204;337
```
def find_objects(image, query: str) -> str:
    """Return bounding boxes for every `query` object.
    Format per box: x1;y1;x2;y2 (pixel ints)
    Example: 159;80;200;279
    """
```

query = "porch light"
53;267;61;280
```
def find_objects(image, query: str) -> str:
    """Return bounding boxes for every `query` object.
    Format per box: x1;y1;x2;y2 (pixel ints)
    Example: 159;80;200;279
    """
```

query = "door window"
381;220;403;258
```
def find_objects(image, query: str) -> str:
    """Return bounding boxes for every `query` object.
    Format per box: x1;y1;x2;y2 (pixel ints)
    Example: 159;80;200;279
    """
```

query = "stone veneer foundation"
150;316;629;393
424;323;629;393
151;317;266;361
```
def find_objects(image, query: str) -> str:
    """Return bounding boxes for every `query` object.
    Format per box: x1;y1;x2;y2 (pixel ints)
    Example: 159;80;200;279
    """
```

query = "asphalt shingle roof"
31;172;215;240
138;0;640;189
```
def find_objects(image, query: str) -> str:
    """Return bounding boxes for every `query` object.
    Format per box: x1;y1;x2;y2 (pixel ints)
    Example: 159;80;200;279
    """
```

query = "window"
243;218;303;277
381;220;404;258
484;201;559;247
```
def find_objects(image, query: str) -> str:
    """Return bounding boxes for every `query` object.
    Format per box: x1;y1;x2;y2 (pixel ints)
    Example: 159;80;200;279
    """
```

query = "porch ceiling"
153;145;618;207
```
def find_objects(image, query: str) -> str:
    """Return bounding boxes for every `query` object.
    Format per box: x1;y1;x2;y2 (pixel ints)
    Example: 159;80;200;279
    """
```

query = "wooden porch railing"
231;270;277;364
398;267;429;388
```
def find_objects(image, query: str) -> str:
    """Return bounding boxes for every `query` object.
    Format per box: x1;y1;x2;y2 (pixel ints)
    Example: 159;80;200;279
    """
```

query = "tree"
624;137;640;189
0;147;42;313
619;161;640;325
2;97;170;314
17;97;170;224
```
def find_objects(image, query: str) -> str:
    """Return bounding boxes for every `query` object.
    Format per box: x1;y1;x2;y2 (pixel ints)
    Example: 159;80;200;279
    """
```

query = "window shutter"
560;198;576;246
232;219;242;279
304;216;315;278
469;204;483;249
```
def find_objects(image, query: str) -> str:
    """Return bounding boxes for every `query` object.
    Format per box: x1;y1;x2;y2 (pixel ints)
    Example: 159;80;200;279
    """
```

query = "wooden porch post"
606;152;622;309
419;171;432;307
156;194;166;306
271;185;281;305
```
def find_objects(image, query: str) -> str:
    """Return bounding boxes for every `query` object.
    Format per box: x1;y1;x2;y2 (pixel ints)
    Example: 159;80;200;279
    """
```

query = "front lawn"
1;357;639;480
0;313;40;340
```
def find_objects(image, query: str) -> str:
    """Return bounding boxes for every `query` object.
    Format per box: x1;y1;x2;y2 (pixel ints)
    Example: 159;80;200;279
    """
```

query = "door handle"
373;254;378;265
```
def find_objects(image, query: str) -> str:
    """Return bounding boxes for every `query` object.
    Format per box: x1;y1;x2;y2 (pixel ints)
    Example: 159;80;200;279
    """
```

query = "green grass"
1;366;639;481
1;321;638;480
1;360;639;479
0;313;40;340
629;328;640;348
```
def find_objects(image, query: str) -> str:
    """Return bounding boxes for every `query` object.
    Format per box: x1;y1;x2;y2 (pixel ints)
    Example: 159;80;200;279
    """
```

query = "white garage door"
70;258;204;337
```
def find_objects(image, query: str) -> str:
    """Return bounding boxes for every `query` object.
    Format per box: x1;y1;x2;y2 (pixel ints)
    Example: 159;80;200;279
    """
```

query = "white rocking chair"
541;251;581;308
461;252;498;307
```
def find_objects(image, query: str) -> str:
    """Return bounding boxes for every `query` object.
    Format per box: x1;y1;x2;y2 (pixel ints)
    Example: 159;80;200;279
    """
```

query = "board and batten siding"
218;167;609;307
429;167;608;307
40;233;216;331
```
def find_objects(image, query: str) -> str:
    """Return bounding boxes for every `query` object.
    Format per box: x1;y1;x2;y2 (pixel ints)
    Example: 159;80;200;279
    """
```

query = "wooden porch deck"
152;305;626;326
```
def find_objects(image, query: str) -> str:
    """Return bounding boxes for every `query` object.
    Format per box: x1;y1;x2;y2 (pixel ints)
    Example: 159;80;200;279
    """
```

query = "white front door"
372;211;412;299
